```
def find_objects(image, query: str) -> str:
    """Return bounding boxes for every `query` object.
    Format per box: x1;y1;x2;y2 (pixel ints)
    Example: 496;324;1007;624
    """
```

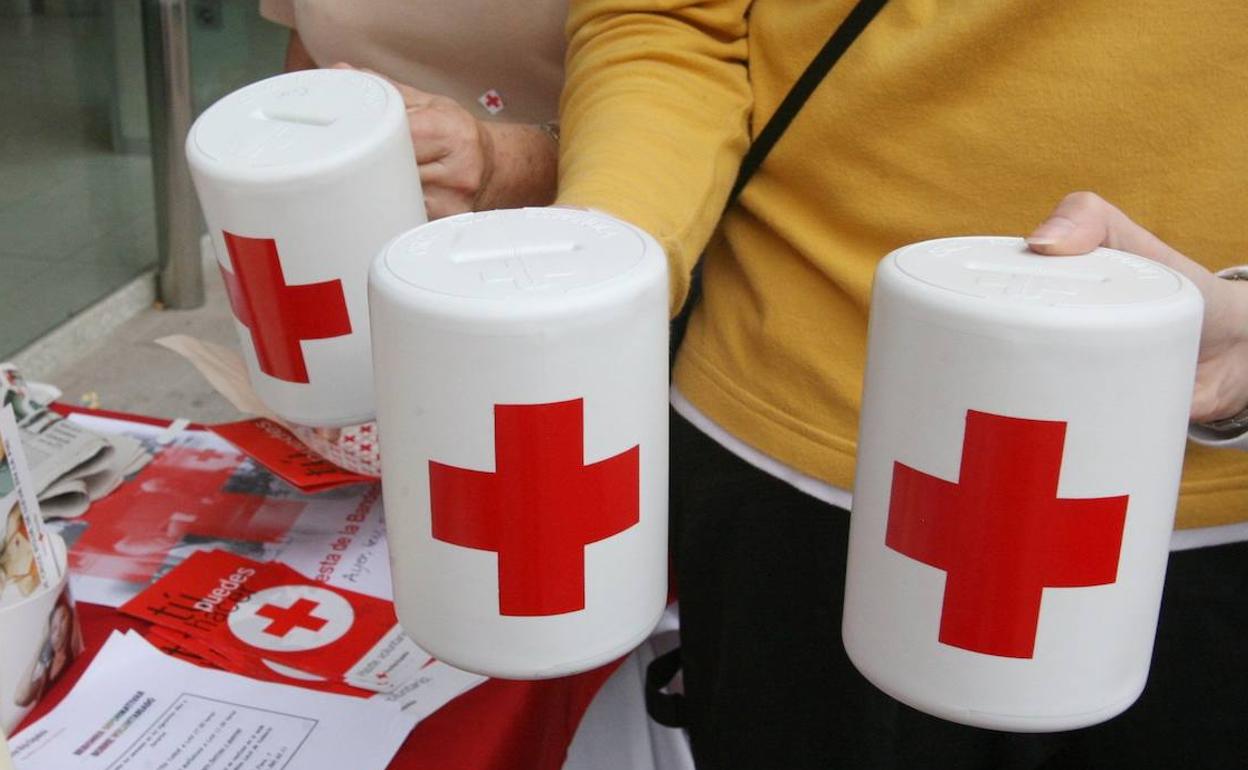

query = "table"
17;406;624;770
23;604;620;769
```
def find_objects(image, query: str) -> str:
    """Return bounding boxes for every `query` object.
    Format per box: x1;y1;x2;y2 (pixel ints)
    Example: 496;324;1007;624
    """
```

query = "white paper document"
9;631;485;770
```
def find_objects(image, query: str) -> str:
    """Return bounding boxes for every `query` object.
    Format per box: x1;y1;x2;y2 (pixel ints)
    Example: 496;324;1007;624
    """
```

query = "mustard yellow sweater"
557;0;1248;529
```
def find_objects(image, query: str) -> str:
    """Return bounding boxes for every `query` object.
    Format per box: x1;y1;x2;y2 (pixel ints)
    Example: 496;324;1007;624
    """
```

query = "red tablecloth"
21;603;620;770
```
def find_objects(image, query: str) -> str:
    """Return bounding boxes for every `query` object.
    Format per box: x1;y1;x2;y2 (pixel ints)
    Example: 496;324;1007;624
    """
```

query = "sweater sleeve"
556;0;754;315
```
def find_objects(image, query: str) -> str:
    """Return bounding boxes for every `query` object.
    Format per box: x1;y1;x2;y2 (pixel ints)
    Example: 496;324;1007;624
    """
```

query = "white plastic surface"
191;69;395;175
893;236;1183;307
843;237;1203;731
187;69;426;427
382;207;646;300
371;208;669;679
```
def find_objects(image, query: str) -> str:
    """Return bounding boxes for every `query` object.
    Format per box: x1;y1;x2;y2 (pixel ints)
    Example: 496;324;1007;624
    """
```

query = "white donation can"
843;236;1202;731
187;69;426;427
369;208;670;679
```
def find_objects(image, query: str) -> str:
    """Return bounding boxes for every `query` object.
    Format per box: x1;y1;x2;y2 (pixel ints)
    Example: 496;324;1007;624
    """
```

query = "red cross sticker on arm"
429;399;640;617
477;88;505;115
220;232;353;383
885;410;1129;659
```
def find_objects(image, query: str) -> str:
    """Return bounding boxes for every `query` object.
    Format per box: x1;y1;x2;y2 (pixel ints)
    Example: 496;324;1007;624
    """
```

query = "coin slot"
451;241;582;264
963;261;1108;283
254;106;339;128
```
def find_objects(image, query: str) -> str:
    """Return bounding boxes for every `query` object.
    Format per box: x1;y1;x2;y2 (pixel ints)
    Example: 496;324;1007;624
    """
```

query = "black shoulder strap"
654;0;890;727
670;0;888;362
725;0;889;210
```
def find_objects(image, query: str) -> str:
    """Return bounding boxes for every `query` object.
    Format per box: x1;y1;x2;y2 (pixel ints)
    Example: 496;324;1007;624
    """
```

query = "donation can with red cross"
187;69;426;427
369;208;669;679
843;237;1203;731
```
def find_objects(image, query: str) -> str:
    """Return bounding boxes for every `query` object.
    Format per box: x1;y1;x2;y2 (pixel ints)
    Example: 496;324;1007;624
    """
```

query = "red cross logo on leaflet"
227;585;354;652
429;399;640;616
220;232;352;383
257;598;329;637
886;410;1129;658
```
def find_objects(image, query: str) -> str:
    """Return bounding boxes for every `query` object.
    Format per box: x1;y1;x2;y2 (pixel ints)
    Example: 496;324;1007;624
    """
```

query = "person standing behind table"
556;1;1248;768
261;0;567;218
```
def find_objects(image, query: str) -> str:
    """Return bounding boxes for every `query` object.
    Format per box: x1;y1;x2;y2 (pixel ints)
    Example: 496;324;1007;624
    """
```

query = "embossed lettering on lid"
382;208;647;300
192;69;392;169
894;236;1183;307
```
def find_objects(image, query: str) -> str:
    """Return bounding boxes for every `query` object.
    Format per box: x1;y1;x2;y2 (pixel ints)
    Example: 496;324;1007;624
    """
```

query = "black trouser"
669;408;1248;769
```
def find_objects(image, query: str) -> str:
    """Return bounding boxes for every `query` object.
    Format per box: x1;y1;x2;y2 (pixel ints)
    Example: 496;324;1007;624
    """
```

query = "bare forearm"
334;64;557;218
477;122;558;211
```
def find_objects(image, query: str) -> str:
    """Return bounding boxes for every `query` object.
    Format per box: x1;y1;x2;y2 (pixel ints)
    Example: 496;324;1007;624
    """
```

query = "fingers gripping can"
843;237;1202;731
369;208;670;678
187;69;426;426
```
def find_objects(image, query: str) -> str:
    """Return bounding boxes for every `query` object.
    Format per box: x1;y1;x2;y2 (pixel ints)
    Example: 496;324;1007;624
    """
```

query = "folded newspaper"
1;364;152;519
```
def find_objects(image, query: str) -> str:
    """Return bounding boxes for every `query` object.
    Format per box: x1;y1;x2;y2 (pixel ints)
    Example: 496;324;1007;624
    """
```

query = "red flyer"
210;418;374;493
120;550;430;692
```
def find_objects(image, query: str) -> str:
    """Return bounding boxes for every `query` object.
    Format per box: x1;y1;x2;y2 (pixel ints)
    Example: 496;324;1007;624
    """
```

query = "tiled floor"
48;251;244;425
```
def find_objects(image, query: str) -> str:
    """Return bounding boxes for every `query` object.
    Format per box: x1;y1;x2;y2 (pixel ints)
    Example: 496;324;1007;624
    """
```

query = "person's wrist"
1199;406;1248;434
538;120;560;145
1216;267;1248;346
473;122;557;211
1197;267;1248;431
472;119;500;211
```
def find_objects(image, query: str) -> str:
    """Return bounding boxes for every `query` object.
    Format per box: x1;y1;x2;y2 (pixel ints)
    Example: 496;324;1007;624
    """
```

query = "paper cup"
843;237;1202;731
0;728;12;770
0;533;82;734
370;208;670;678
187;69;427;427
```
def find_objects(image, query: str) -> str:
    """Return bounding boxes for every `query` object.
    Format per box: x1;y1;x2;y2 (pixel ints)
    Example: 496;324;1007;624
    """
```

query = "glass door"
0;0;284;360
0;0;157;357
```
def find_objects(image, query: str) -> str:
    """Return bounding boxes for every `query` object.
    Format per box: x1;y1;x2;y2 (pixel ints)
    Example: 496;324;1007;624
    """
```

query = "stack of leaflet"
120;550;453;698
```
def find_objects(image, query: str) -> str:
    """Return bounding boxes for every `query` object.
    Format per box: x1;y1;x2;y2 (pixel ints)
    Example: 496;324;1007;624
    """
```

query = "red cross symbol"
255;597;329;638
478;89;505;115
220;232;352;384
885;410;1128;658
429;399;639;616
